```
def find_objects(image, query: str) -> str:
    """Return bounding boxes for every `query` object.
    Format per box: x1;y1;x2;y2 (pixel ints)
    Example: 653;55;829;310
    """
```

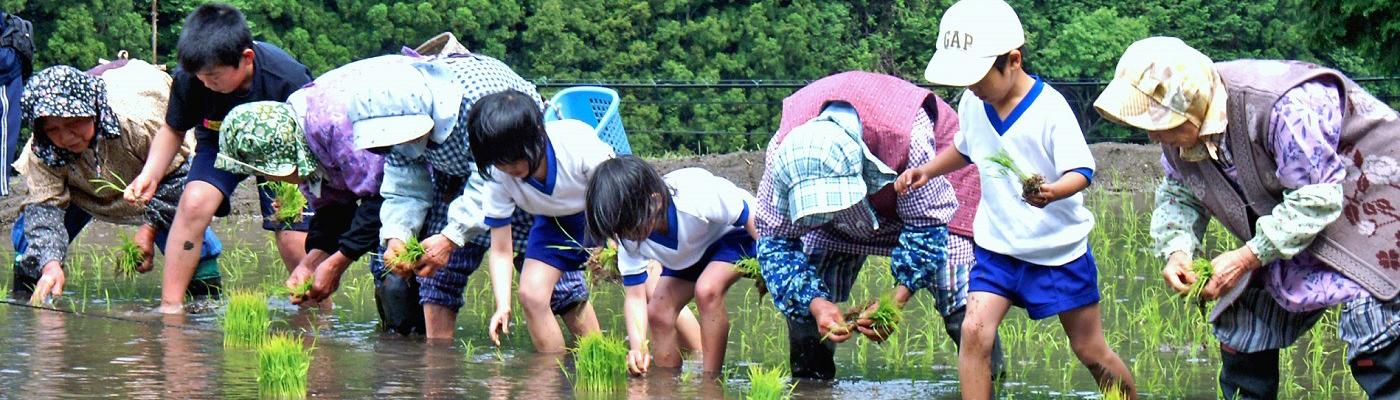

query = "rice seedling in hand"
89;171;129;195
1185;258;1214;306
732;257;768;297
113;232;144;276
261;181;307;226
223;290;271;347
745;364;794;400
571;332;629;392
866;293;904;337
257;333;311;398
384;235;425;277
289;276;314;299
987;148;1045;198
584;244;621;283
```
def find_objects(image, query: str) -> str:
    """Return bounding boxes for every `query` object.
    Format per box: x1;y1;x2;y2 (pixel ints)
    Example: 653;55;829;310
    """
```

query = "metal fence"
537;77;1400;154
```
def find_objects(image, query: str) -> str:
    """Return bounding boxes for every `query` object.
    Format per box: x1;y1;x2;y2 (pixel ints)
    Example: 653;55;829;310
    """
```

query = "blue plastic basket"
544;86;632;155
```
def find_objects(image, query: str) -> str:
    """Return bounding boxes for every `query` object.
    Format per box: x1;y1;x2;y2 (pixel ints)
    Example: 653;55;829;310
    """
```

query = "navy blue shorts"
968;245;1101;320
660;230;755;282
188;135;311;231
524;212;592;272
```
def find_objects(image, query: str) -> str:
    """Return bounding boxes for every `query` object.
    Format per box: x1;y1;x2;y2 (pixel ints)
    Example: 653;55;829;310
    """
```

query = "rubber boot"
786;316;837;380
1351;339;1400;398
375;273;426;335
1220;346;1280;399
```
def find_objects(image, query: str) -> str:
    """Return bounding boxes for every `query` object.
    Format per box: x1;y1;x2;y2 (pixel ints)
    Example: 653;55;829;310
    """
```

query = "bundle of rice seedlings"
261;181;307;226
571;332;628;392
746;364;795;400
732;257;768;297
584;244;621;283
223;290;270;347
986;148;1045;199
257;333;311;397
1185;258;1214;305
113;232;144;276
384;235;425;276
867;293;904;336
289;276;314;299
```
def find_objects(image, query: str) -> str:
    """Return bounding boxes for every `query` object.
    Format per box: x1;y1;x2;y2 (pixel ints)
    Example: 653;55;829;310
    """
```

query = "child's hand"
894;167;930;194
416;235;456;277
810;298;852;343
487;306;511;346
1161;251;1196;294
124;172;159;206
627;349;651;376
1023;181;1061;208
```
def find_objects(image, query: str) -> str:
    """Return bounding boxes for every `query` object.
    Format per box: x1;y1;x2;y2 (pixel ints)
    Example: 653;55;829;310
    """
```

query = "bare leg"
424;303;458;340
648;277;695;368
646;261;701;352
159;182;221;313
517;259;568;353
959;292;1013;400
274;230;308;273
1059;303;1137;399
561;299;601;338
693;262;742;375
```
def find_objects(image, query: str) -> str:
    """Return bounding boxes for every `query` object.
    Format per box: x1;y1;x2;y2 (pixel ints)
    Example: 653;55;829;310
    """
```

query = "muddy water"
0;191;1367;399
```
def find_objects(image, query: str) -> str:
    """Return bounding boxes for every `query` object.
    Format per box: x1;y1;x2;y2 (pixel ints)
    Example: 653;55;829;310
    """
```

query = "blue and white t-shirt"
953;78;1096;266
617;168;754;285
482;119;616;225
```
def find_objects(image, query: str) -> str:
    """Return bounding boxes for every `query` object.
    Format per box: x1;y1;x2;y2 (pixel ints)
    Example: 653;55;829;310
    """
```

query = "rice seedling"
986;148;1045;198
223;289;271;347
583;244;620;283
867;293;904;338
113;232;144;276
383;235;425;276
732;257;768;297
1185;258;1214;306
570;332;628;392
88;171;128;195
745;364;794;400
257;333;311;397
289;277;313;299
260;181;308;226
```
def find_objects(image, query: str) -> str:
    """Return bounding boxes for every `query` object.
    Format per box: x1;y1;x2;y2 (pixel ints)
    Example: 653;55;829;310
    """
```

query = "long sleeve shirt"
1151;79;1367;312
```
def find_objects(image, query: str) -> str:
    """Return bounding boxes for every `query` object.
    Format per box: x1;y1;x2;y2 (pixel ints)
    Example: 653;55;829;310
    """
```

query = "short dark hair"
584;156;672;245
177;3;253;73
992;46;1028;73
466;89;548;178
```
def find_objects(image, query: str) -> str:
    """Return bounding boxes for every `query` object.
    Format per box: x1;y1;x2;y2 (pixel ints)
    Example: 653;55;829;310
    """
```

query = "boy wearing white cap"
898;0;1136;398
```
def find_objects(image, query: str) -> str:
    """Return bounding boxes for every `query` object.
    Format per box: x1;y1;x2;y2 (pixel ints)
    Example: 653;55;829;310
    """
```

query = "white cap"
923;0;1026;87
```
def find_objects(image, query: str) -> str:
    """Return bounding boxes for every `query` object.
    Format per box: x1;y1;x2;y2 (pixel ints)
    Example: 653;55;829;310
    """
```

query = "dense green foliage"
11;0;1397;154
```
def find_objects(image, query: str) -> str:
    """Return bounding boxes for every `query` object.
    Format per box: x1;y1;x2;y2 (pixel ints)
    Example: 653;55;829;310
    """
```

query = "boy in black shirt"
125;3;312;313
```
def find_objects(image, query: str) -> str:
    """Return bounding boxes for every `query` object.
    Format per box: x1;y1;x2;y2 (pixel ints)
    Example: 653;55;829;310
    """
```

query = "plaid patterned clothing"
380;54;543;246
759;225;967;321
758;109;959;254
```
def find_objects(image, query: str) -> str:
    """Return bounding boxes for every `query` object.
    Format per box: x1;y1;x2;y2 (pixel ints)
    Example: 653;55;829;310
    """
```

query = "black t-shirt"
165;41;311;142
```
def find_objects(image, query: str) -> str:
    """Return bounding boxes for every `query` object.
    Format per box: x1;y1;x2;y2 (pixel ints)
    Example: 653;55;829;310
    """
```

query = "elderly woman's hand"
1161;251;1196;294
1202;246;1262;300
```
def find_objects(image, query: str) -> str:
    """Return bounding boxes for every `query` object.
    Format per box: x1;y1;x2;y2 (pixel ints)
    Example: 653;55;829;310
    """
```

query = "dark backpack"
0;12;34;79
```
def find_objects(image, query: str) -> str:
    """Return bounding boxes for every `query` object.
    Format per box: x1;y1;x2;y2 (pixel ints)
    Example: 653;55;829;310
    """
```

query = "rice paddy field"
0;188;1369;399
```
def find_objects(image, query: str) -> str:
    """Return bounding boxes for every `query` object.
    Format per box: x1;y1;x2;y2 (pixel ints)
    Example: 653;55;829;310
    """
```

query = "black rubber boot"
944;308;1006;381
375;273;426;335
1351;339;1400;398
1220;347;1280;399
10;257;39;298
786;317;837;380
